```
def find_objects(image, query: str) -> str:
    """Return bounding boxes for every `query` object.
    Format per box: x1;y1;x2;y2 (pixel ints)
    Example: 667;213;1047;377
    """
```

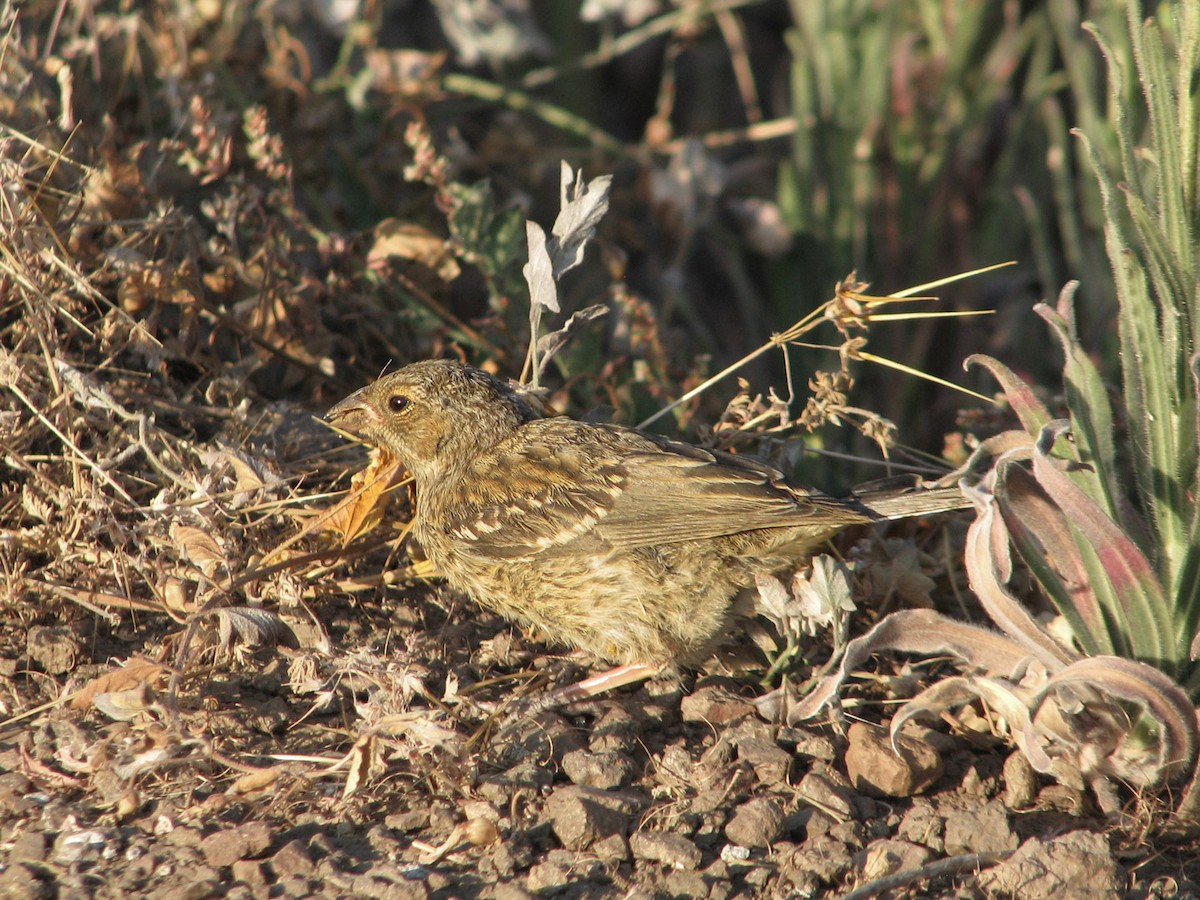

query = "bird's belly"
437;543;746;666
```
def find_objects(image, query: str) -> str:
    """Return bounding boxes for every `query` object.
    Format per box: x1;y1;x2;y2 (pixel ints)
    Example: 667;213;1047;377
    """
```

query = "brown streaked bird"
327;359;968;700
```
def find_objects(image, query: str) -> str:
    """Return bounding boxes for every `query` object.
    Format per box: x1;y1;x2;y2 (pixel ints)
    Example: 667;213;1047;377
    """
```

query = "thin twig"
839;850;1013;900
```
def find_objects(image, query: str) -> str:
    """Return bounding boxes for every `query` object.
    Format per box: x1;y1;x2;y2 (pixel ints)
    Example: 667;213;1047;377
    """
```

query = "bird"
326;359;968;700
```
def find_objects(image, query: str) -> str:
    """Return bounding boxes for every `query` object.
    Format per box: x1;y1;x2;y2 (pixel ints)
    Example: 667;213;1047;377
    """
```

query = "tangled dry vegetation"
2;1;1199;898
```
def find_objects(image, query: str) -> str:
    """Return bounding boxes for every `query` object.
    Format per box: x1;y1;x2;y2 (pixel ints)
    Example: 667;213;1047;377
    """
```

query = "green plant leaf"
964;471;1082;665
964;354;1054;441
1034;291;1126;524
992;459;1113;657
1031;422;1177;672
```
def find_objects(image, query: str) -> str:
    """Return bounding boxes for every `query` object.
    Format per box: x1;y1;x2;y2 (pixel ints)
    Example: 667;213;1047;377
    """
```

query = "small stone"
26;626;79;675
1036;783;1089;816
201;821;272;868
854;839;932;881
526;850;598;892
977;830;1120;899
588;706;637;753
1002;750;1038;810
165;826;204;848
561;749;636;790
350;872;430;899
490;883;534;900
9;830;47;862
896;801;944;853
276;874;312;898
790;733;838;762
201;830;247;868
724;797;784;849
543;786;631;851
959;763;991;796
664;869;709;898
736;737;792;785
797;772;855;821
526;860;571;893
51;826;111;866
629;831;702;869
497;712;586;765
231;859;266;890
790;834;852;883
386;808;431;832
828;820;866;851
591;833;630;861
239;822;274;855
680;684;757;725
270;839;316;879
147;879;223;900
800;808;838;840
0;862;50;900
844;722;943;797
942;797;1018;856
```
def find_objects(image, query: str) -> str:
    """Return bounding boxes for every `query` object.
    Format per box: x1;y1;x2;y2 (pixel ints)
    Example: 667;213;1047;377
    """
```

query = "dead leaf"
92;682;156;721
19;743;87;791
170;523;226;580
375;711;462;752
364;48;446;97
212;607;299;651
368;219;461;281
230;766;285;795
342;733;380;798
70;658;172;710
162;577;191;614
318;449;407;547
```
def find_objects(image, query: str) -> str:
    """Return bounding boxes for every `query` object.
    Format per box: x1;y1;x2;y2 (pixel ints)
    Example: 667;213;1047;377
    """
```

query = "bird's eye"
387;394;410;413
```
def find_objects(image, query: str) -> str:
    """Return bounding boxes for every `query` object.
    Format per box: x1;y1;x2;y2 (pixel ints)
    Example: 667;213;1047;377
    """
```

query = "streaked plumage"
327;359;966;666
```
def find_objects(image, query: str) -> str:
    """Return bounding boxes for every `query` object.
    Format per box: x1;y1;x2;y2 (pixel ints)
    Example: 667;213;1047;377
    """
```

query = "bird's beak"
326;388;380;434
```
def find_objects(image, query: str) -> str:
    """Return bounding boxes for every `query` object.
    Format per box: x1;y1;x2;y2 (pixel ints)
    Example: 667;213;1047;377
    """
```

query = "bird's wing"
443;421;869;556
592;446;869;549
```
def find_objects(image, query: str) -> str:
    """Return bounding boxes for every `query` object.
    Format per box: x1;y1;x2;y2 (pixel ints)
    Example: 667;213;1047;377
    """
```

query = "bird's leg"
508;662;663;719
556;662;664;703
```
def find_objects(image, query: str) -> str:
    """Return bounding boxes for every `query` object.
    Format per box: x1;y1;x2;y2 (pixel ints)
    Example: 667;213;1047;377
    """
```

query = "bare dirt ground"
3;1;1200;897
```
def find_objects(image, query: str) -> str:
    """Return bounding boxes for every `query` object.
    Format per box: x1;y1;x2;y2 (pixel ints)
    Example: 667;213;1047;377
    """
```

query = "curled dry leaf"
91;682;156;722
368;219;462;281
212;606;299;651
549;161;613;278
70;658;172;711
169;523;227;580
230;765;285;795
374;711;463;752
318;448;407;547
342;733;382;798
199;446;282;508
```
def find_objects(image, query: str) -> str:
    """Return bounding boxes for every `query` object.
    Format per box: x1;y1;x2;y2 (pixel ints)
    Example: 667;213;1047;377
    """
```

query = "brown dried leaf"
20;744;87;791
342;733;381;798
92;682;156;721
213;607;299;651
162;577;191;614
70;658;172;710
368;219;461;281
375;711;463;752
230;766;285;795
170;523;226;580
318;449;407;547
199;446;274;501
364;48;446;98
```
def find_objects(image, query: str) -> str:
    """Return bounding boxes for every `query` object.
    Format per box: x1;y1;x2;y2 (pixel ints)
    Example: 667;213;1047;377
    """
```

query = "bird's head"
326;360;539;485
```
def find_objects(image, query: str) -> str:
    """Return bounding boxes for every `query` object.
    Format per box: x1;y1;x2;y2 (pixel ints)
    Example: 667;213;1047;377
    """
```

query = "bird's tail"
851;480;971;522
